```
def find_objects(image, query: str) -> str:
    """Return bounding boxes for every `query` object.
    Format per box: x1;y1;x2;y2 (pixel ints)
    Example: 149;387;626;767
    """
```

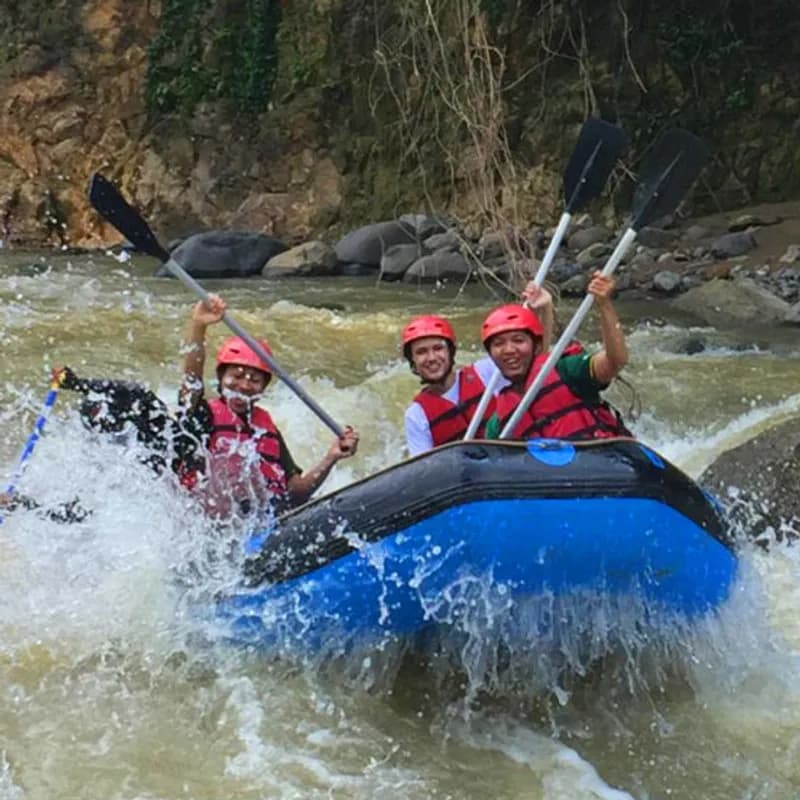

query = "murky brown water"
1;248;799;800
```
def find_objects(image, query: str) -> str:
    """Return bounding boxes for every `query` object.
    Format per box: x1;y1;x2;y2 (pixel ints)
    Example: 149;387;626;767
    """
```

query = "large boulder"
379;243;423;281
402;251;471;283
399;213;448;240
671;278;792;328
700;416;800;545
262;241;338;277
159;231;287;278
334;221;418;267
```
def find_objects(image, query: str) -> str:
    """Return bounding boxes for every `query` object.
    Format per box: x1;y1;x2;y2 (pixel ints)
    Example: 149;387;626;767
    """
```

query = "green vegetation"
0;0;85;67
656;5;753;114
145;0;282;115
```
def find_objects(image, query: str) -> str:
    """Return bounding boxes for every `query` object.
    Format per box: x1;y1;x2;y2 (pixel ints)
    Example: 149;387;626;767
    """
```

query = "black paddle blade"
631;129;709;231
87;173;170;261
563;118;629;213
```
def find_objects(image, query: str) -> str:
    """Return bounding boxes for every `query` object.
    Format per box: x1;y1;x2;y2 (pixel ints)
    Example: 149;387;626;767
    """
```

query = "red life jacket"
495;353;630;441
563;340;585;356
178;398;288;510
413;364;496;445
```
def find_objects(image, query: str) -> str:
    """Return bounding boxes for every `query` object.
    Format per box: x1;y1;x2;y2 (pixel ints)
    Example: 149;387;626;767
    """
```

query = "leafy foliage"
145;0;282;115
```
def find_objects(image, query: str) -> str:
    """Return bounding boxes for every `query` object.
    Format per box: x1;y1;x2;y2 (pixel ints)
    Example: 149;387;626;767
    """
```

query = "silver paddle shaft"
463;212;572;439
499;226;637;438
165;257;345;438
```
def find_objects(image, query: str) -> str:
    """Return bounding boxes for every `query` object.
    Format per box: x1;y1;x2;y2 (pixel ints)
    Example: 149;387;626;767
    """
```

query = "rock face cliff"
1;0;799;248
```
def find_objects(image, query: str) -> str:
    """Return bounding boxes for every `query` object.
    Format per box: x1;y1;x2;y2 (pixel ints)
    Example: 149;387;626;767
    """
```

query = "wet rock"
338;262;376;277
681;336;706;355
334;221;418;267
683;224;711;242
779;244;800;264
424;230;462;252
263;241;338;277
672;277;791;327
485;258;512;282
403;251;471;283
652;270;682;294
705;262;732;280
700;416;800;545
629;251;656;271
477;231;509;261
760;266;800;303
549;261;582;284
636;226;676;250
576;242;613;266
711;231;757;259
727;214;760;232
561;272;589;296
728;213;782;232
159;231;287;278
567;225;610;251
649;213;675;229
379;243;424;280
680;273;705;292
635;317;667;328
18;262;51;277
785;301;800;326
399;213;447;239
307;301;347;312
614;271;634;292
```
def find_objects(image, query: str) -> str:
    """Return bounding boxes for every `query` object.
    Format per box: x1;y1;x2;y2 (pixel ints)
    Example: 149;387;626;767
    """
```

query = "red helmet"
481;304;543;348
216;336;273;378
401;315;456;348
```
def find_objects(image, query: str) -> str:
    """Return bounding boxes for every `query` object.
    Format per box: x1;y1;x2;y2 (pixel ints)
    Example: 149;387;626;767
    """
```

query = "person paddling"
483;272;632;441
0;365;166;523
402;284;553;455
175;293;359;519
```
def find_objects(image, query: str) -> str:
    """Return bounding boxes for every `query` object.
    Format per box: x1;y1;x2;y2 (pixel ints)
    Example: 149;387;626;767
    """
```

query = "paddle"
464;117;629;439
87;173;345;438
499;128;709;438
0;371;65;524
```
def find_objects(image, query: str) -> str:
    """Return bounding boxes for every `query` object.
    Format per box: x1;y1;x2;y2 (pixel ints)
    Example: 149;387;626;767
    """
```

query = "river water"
1;249;799;799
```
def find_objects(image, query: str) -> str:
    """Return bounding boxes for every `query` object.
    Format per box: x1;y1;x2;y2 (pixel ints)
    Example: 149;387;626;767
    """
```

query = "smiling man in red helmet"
176;293;359;518
401;284;554;456
482;272;631;441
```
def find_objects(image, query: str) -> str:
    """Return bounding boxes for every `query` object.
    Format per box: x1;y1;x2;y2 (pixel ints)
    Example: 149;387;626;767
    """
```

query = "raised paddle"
464;117;629;439
87;173;345;438
499;128;709;438
0;371;65;524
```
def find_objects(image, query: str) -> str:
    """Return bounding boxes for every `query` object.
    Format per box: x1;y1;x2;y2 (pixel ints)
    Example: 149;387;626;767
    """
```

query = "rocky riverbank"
95;198;800;331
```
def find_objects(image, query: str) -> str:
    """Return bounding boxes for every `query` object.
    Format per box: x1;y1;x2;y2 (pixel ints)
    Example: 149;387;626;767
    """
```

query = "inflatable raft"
215;439;737;656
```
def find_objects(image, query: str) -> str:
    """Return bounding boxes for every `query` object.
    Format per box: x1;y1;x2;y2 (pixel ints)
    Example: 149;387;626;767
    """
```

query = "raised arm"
586;273;628;385
179;294;227;408
521;282;554;351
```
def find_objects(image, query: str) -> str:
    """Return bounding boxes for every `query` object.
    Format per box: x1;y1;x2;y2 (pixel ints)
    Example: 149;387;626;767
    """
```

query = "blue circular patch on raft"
526;439;576;467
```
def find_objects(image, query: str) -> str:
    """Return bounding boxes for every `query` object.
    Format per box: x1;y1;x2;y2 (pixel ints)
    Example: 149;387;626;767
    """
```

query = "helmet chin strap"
221;386;264;408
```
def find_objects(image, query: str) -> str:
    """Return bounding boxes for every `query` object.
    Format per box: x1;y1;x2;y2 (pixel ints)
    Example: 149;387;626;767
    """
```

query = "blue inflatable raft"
215;439;737;656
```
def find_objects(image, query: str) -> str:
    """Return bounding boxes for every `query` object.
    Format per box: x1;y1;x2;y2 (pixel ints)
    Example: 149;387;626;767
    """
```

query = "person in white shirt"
402;284;553;456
